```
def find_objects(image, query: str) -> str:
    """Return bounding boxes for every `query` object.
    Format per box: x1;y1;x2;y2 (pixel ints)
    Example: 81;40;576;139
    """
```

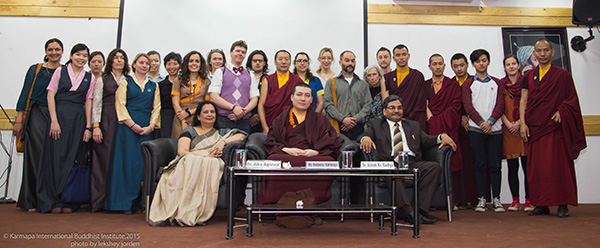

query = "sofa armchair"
141;137;246;222
357;144;455;221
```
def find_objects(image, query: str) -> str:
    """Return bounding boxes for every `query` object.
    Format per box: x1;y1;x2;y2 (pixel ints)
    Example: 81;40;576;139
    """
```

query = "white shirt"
207;63;259;98
386;119;414;157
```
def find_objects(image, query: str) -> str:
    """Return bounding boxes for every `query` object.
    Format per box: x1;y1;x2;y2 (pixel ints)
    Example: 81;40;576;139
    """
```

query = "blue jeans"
468;131;503;199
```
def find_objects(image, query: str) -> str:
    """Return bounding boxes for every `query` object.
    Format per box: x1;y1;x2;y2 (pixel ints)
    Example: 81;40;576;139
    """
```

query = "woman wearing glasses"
293;52;324;113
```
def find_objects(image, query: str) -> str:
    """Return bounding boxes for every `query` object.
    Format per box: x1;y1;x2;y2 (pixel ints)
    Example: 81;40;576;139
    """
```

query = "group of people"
13;37;585;227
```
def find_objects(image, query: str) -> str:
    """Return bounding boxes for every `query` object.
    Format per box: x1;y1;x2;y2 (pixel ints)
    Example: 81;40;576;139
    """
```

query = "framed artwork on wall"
501;27;571;73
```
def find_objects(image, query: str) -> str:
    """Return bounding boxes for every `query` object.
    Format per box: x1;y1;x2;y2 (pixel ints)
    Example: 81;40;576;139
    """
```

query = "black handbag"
61;143;91;204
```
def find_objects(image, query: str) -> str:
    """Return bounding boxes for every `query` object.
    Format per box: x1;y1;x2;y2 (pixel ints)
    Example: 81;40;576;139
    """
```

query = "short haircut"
363;65;383;82
291;82;312;95
163;52;182;65
339;50;355;60
393;44;409;54
428;53;444;65
469;49;490;63
88;51;105;66
383;94;403;109
191;101;219;128
274;49;291;60
535;38;553;49
230;40;248;52
245;50;269;73
376;47;391;57
450;53;468;64
147;50;160;59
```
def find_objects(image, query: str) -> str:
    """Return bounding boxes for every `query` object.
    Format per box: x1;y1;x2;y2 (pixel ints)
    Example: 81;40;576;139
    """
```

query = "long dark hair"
65;43;89;65
43;38;64;62
292;52;315;82
245;50;269;74
191;101;219;128
179;51;208;84
103;48;131;77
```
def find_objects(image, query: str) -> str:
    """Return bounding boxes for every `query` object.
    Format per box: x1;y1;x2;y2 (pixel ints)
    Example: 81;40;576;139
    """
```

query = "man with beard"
359;94;456;224
382;44;427;131
520;39;586;217
323;50;372;140
377;47;392;74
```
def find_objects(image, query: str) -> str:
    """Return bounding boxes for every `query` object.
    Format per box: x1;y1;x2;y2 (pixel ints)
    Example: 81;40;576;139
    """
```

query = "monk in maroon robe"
450;53;480;208
258;83;343;204
382;45;427;130
426;77;463;172
520;39;586;217
258;50;304;132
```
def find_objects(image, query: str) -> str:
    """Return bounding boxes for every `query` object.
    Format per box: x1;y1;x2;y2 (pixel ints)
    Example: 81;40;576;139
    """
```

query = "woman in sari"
149;101;246;226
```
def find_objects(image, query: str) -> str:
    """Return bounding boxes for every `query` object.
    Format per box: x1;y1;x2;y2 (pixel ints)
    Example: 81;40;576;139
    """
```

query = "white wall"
121;0;364;77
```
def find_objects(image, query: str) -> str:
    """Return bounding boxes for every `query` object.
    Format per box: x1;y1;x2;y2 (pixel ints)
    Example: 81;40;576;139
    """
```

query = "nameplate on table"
305;161;339;169
246;160;282;169
360;161;395;170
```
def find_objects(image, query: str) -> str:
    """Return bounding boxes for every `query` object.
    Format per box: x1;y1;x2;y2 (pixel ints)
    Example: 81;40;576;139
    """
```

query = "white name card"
360;161;395;169
306;161;339;169
246;160;282;169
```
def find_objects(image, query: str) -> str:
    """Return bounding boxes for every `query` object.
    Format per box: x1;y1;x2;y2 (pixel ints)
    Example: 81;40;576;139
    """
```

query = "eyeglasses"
252;59;264;63
386;106;403;111
295;59;308;64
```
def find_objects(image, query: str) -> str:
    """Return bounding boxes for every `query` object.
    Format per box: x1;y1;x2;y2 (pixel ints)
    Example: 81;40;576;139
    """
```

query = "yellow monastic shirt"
396;67;410;87
277;71;289;89
539;64;551;80
455;75;468;86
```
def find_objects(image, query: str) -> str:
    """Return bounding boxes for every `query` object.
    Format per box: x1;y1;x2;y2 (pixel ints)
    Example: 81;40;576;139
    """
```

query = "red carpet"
0;204;598;247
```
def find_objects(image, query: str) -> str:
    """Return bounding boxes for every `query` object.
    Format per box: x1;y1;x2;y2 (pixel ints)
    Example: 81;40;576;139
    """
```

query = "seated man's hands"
360;136;376;154
282;147;319;157
439;133;457;151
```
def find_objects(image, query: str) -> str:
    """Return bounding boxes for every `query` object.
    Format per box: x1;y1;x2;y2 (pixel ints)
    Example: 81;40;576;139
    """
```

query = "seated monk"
257;83;344;204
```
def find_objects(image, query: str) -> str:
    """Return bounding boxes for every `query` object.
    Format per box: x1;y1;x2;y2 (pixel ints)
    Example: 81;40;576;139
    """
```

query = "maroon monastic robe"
522;64;586;206
263;72;303;127
426;76;463;172
257;107;344;204
453;75;479;205
383;68;428;131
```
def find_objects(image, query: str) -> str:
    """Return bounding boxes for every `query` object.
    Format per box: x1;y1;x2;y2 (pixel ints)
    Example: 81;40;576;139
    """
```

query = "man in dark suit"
359;95;456;224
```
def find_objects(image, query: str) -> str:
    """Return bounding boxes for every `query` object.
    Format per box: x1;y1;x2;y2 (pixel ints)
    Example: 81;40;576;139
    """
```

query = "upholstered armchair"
141;138;245;222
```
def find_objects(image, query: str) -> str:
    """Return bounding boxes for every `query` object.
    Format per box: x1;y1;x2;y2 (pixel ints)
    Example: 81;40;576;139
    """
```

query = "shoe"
313;216;323;226
508;200;520;211
523;199;534;212
475;197;487;212
406;212;437;225
50;207;62;214
235;206;248;218
557;205;569;218
452;205;459;211
528;206;550;216
62;208;73;214
493;197;505;213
